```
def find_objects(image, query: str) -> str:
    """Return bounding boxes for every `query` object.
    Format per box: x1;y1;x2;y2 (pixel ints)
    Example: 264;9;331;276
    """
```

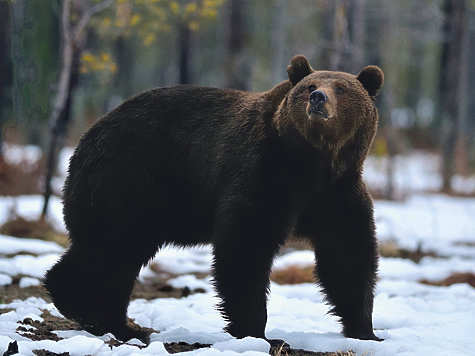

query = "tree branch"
52;0;74;127
73;0;114;41
61;0;72;46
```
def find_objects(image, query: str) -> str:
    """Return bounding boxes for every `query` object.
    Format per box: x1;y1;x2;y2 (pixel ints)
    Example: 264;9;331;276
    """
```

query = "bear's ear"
356;65;384;99
287;55;314;86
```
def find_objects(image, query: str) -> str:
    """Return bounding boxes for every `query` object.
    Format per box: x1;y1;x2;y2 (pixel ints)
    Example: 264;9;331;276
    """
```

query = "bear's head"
278;55;384;173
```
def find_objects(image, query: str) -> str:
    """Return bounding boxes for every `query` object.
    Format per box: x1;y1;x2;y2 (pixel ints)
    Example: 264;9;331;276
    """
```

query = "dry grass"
379;241;437;263
271;265;315;285
0;153;45;196
0;215;68;247
420;272;475;288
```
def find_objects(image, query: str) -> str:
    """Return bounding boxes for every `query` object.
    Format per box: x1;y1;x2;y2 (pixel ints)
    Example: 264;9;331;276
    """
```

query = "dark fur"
44;55;384;343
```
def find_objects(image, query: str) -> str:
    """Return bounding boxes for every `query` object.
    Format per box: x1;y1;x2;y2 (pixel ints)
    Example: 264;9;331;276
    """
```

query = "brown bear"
44;55;384;345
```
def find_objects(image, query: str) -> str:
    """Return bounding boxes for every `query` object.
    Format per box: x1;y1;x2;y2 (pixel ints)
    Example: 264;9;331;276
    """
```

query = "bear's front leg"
211;210;286;346
297;173;381;341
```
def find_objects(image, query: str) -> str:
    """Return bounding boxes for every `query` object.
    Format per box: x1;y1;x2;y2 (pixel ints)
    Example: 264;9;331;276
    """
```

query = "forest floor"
2;150;475;355
1;274;355;356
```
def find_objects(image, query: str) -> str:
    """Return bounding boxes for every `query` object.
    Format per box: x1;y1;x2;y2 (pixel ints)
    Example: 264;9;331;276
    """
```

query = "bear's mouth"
308;106;330;120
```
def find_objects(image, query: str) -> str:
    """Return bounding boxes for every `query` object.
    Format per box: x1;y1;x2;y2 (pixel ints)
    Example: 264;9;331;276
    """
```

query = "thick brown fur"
44;55;384;344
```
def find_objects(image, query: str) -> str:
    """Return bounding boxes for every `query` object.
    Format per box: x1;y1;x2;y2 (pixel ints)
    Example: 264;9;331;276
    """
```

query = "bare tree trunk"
0;1;12;154
113;2;133;98
439;0;467;193
350;0;366;74
330;0;350;72
42;0;76;218
41;0;113;218
0;1;11;194
455;2;471;177
318;2;335;71
179;24;192;85
271;0;288;84
114;35;133;99
380;0;398;200
42;48;81;218
223;0;250;90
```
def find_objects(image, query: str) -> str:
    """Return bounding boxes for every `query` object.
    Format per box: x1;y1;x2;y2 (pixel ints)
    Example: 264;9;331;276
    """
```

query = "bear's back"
62;85;280;243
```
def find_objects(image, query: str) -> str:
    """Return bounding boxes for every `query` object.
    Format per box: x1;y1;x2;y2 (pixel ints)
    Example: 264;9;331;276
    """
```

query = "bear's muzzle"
308;90;331;119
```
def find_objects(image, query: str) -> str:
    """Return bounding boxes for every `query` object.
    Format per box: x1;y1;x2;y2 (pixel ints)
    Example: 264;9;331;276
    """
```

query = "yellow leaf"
185;2;197;13
102;17;112;28
372;138;388;156
81;53;95;63
143;33;156;46
202;9;217;18
95;62;106;71
100;53;111;62
188;21;199;31
170;1;180;14
130;14;140;26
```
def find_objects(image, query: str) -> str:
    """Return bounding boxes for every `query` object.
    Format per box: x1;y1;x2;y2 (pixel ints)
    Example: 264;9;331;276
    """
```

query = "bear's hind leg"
44;241;156;342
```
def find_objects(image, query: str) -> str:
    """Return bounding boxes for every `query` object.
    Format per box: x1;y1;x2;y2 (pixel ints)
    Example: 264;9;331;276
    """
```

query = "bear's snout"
308;90;330;119
309;90;328;107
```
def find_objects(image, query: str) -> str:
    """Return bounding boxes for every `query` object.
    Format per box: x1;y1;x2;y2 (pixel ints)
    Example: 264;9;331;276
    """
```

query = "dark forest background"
1;0;475;202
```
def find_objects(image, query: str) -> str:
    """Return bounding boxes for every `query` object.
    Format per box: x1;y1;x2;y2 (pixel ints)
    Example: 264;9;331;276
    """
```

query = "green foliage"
91;0;225;47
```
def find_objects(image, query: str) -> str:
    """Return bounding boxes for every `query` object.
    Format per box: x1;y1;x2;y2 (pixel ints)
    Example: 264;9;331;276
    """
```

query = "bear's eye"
308;85;316;93
335;86;344;95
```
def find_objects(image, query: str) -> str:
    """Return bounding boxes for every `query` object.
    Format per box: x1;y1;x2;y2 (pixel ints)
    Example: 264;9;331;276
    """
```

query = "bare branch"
61;0;72;45
42;0;76;218
73;0;114;40
53;0;75;126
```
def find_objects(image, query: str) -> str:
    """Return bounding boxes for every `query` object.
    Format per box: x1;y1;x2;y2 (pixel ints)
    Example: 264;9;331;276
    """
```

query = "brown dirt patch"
32;350;70;356
271;265;314;285
0;216;68;247
0;279;51;304
164;341;212;353
131;280;206;300
420;272;475;288
0;308;15;316
379;241;438;263
0;152;45;196
0;273;207;305
269;346;356;356
2;340;19;356
16;310;81;341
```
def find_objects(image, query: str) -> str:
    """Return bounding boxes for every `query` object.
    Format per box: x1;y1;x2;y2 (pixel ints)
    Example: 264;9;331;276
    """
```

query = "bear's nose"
309;90;328;106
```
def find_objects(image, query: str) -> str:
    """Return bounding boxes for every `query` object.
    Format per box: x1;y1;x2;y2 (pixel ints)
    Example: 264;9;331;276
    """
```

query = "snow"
1;149;475;355
0;253;60;279
0;273;12;286
212;338;270;353
166;275;213;292
0;235;63;255
18;277;41;288
363;151;475;196
1;144;42;168
0;195;66;234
